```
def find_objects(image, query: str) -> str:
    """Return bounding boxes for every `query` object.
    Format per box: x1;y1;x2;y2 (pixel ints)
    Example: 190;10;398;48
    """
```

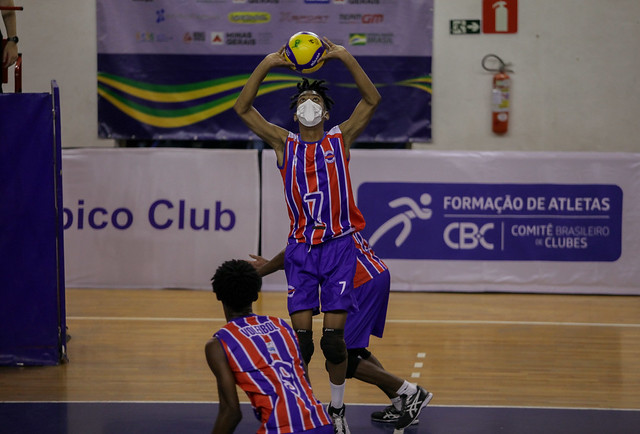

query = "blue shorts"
344;269;390;349
284;235;358;316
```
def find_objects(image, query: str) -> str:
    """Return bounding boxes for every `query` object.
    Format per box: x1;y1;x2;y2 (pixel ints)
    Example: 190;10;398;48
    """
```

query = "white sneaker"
327;404;351;434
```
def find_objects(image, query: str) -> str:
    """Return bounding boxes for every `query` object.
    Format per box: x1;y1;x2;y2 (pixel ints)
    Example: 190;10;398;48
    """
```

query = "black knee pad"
346;348;372;379
296;329;314;365
320;328;347;365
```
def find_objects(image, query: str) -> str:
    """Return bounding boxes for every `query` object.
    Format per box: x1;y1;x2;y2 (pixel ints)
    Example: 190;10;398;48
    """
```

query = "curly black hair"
211;259;261;312
289;78;334;110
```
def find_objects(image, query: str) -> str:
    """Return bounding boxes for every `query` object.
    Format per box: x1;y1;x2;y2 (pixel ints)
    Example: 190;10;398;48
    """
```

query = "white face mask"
296;99;324;127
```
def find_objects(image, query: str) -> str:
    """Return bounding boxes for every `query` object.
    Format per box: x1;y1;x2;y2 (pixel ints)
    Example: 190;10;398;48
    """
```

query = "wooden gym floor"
1;289;639;433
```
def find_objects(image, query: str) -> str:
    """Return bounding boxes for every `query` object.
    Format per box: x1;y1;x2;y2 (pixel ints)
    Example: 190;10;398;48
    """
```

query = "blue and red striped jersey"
279;126;365;245
352;232;388;288
215;315;331;434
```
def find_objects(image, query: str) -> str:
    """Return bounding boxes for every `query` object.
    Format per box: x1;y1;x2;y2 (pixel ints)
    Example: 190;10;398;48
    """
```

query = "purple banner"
358;183;623;261
96;0;433;142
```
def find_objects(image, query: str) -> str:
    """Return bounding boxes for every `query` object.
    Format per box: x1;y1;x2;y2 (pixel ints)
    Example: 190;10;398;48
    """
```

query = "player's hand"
266;45;295;70
248;254;268;270
2;43;18;68
321;37;347;61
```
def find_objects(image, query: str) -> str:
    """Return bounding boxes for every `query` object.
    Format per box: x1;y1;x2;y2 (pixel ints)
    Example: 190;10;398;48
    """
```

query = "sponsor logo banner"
96;0;433;142
259;150;639;294
62;148;260;289
358;183;622;261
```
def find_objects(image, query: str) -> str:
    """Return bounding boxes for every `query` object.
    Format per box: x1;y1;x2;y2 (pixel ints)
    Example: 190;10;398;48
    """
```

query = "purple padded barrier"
0;81;66;365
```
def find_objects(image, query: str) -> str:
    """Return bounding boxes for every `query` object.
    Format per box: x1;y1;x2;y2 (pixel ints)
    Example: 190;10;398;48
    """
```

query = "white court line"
67;316;640;328
388;319;640;328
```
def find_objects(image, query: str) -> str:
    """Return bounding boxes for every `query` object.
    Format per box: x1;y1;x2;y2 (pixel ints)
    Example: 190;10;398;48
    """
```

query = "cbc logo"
444;222;495;250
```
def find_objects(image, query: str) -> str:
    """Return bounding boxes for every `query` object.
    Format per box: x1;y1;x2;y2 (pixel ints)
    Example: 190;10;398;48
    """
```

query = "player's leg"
323;310;349;434
361;352;433;430
290;309;314;367
318;236;357;434
342;268;412;422
347;348;401;397
285;243;322;367
322;310;348;385
318;235;357;385
347;350;429;425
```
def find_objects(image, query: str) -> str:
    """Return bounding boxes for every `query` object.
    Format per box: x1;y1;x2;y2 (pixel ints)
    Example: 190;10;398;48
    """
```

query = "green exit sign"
450;19;481;35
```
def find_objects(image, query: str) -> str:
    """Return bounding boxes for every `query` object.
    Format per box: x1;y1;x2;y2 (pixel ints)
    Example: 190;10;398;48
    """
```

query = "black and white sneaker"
327;404;351;434
371;405;419;425
395;386;433;429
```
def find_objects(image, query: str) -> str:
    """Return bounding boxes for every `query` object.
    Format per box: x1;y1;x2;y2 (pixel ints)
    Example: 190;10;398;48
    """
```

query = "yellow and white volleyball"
284;31;326;74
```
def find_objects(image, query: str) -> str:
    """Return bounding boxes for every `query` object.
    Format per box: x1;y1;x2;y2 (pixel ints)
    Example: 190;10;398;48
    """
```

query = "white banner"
63;148;259;289
260;150;640;295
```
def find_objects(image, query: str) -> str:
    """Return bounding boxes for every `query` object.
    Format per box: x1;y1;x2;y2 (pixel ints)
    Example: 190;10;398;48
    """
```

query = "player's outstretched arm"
205;338;242;434
248;249;285;278
233;47;291;161
322;37;381;151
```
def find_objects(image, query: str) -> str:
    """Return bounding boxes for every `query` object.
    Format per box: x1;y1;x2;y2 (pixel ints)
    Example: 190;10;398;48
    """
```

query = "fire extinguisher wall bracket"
482;54;513;135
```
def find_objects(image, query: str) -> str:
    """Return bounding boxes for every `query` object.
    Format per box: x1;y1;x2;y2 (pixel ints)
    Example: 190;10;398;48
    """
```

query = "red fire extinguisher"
482;54;512;135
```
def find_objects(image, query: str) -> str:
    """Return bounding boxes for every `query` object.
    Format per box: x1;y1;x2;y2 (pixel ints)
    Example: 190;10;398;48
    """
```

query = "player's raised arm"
322;37;381;151
233;47;291;160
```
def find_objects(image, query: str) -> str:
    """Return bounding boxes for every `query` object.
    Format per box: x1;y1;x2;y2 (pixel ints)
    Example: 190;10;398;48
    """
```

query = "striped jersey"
279;126;365;245
215;314;331;434
352;232;389;288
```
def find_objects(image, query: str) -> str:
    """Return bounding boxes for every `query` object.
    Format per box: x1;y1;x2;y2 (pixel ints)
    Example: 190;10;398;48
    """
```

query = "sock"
330;381;345;409
396;381;417;397
391;396;403;411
